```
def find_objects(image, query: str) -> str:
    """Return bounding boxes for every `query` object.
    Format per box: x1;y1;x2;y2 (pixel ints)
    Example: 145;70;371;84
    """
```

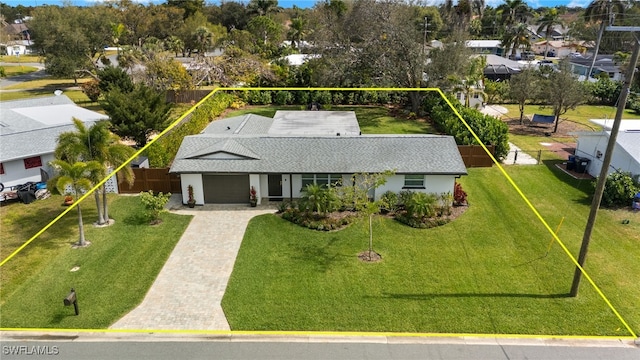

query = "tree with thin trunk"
536;8;564;59
500;22;530;58
508;67;540;124
50;160;103;246
56;119;135;226
539;60;587;133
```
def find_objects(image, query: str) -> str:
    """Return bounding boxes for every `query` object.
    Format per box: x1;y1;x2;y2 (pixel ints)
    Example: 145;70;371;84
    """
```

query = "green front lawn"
224;105;436;134
0;195;192;329
222;164;640;336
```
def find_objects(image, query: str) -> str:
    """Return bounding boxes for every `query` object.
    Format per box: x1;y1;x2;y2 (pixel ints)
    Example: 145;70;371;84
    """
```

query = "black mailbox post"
63;288;79;315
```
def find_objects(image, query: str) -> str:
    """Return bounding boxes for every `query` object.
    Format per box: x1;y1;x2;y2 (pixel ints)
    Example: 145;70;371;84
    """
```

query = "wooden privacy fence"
166;90;211;104
458;145;495;168
118;168;181;194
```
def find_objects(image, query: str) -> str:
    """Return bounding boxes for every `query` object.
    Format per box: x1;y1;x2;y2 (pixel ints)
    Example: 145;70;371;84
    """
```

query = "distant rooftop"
269;111;360;136
590;119;640;131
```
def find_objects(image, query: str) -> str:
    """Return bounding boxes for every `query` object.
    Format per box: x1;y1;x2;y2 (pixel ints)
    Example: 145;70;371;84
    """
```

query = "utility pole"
570;31;640;297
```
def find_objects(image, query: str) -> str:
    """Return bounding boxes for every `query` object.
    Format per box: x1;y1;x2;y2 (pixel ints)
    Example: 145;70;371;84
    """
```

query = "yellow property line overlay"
0;87;636;339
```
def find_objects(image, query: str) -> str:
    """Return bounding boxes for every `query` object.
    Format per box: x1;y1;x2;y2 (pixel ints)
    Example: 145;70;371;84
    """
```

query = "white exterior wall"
0;153;55;188
376;175;456;200
249;174;261;204
576;134;640;177
180;173;204;205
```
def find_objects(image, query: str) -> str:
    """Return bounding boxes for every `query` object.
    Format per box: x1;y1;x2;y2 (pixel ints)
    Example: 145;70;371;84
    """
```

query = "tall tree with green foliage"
536;8;564;59
539;60;587;133
508;67;540;124
102;84;172;147
56;119;135;226
50;160;103;246
29;5;114;82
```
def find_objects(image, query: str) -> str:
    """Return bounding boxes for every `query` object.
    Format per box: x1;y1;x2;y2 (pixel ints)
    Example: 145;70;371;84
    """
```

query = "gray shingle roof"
0;95;108;162
170;135;467;175
202;114;273;135
0;95;108;135
1;122;96;162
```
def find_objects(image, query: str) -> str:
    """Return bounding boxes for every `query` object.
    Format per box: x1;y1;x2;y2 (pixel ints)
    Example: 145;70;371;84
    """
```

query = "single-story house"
531;40;583;58
3;40;32;55
170;111;468;205
568;54;624;81
572;119;640;178
466;40;505;57
0;95;110;188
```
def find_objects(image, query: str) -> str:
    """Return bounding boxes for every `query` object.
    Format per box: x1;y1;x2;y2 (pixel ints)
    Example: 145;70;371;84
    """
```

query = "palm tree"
584;0;628;79
537;8;564;59
50;160;103;246
56;119;135;226
500;23;530;58
497;0;529;28
472;0;486;20
192;26;215;57
287;16;308;50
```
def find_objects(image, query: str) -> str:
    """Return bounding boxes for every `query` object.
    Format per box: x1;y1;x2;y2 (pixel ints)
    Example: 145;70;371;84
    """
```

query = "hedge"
147;92;235;167
423;93;509;160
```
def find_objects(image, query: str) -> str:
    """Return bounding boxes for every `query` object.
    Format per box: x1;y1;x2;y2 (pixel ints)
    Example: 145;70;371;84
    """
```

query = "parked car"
521;51;535;61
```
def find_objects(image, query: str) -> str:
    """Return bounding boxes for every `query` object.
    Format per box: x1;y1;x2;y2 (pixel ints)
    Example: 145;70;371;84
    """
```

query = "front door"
268;174;283;199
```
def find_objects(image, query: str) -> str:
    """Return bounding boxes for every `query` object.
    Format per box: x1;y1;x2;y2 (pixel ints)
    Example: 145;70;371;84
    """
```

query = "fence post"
537;150;542;164
513;149;518;164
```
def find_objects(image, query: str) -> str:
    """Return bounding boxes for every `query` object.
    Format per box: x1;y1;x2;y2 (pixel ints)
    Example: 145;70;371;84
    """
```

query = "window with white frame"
404;174;425;188
301;174;342;190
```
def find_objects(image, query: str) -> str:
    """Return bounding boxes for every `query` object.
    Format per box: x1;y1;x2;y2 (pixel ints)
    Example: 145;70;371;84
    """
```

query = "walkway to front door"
109;203;276;331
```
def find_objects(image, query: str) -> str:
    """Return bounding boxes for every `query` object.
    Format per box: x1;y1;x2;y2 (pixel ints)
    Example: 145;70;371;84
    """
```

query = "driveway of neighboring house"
109;198;276;331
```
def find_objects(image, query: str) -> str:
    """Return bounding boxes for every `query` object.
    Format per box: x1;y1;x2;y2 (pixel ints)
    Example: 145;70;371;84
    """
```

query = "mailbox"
63;288;79;315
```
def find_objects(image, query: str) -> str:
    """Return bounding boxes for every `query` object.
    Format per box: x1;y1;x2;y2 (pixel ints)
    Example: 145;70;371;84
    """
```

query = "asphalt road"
1;335;638;360
0;62;47;89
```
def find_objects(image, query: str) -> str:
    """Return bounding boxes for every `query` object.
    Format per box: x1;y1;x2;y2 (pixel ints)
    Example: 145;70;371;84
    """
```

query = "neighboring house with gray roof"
0;95;109;188
572;120;640;178
170;111;467;205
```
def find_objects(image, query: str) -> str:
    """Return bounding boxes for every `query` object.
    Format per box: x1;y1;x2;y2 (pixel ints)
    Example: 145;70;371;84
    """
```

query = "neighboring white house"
466;40;506;56
170;111;467;205
573;119;640;178
0;95;111;188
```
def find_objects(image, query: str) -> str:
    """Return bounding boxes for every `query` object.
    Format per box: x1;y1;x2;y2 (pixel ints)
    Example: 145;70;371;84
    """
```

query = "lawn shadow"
123;213;150;226
292;236;348;273
541;159;593;206
378;292;571;300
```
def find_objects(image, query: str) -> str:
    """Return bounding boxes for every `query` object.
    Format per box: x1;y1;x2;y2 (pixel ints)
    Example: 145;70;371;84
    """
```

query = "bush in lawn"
453;182;468;206
296;91;310;105
80;79;101;102
423;93;509;160
332;92;345;105
273;90;294;105
438;193;453;216
586;76;621;106
629;94;640;115
405;192;437;218
597;171;639;208
380;191;399;214
311;90;332;105
247;90;272;105
139;190;171;224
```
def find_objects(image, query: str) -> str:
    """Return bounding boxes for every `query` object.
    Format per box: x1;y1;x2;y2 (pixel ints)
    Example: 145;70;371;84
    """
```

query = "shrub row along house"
170;111;467;205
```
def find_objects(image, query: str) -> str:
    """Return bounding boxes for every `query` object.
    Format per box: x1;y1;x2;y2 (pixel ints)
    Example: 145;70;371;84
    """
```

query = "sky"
1;0;597;9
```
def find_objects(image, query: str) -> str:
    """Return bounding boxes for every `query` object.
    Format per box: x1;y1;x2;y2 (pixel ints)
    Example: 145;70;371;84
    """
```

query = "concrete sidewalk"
109;203;276;331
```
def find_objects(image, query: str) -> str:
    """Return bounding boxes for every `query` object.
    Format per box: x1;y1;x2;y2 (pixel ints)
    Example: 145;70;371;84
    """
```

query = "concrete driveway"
109;202;276;331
